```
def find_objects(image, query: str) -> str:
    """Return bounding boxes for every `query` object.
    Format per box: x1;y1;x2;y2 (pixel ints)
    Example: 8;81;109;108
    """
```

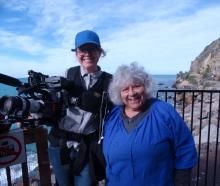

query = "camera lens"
3;97;23;115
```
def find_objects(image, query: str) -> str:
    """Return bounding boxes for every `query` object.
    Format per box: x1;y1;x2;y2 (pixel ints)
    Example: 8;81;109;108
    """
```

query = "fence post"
24;126;52;186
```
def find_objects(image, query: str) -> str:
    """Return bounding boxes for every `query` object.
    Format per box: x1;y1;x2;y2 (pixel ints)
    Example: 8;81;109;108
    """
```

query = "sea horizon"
0;75;176;97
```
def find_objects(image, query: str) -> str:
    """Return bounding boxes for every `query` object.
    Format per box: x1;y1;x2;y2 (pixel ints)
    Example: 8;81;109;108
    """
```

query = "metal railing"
0;89;219;186
157;89;220;186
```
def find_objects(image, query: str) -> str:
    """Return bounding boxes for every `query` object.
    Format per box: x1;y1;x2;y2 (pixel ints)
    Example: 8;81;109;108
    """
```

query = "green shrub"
202;66;211;79
177;71;189;80
187;75;198;85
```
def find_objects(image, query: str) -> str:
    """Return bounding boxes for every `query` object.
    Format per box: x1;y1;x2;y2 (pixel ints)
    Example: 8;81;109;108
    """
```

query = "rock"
194;124;220;144
173;89;220;146
174;37;220;89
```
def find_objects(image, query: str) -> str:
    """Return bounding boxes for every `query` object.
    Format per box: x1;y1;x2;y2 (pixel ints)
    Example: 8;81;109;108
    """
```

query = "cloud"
1;0;28;11
0;0;220;77
0;30;45;54
101;3;220;74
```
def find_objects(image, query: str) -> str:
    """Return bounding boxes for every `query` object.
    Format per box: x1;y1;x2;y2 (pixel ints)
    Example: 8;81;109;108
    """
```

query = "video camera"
0;70;74;132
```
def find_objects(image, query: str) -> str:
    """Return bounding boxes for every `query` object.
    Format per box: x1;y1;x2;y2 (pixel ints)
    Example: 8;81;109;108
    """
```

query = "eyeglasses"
77;45;100;54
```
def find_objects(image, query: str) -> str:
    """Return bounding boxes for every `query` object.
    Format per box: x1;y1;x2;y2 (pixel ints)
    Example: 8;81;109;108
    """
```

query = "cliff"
174;37;220;89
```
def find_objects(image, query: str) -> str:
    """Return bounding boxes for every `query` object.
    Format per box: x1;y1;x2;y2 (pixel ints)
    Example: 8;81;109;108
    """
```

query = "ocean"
0;75;176;97
0;75;176;185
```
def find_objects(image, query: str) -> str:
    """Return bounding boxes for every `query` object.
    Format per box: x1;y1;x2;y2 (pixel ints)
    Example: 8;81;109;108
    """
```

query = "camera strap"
98;91;109;144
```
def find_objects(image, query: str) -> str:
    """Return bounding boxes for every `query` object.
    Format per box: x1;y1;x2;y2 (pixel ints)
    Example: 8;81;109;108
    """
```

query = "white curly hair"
108;62;153;105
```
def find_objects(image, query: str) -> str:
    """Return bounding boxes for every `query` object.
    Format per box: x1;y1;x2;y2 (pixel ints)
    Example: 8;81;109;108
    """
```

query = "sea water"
0;75;176;185
0;75;176;97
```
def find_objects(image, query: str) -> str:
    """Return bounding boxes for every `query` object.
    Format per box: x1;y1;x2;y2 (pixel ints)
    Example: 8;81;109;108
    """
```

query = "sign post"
0;128;26;168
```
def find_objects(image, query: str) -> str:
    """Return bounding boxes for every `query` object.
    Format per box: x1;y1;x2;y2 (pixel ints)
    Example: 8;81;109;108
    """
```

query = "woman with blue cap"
48;30;112;186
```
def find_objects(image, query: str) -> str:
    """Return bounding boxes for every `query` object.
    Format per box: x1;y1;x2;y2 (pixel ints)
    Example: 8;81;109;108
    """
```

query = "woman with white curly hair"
103;62;197;186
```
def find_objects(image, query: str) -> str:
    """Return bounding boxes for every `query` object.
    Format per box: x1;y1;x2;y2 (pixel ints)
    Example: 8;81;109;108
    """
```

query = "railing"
157;89;220;186
1;126;52;186
0;89;219;186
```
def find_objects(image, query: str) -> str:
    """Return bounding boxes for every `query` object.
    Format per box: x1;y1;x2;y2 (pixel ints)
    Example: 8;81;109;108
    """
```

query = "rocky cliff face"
170;38;220;166
174;37;220;89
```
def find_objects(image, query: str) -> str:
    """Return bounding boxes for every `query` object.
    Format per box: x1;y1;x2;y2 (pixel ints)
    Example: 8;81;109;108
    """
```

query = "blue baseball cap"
71;30;101;51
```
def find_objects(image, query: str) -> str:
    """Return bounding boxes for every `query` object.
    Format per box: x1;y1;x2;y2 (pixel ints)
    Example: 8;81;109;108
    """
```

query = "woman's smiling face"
120;83;146;112
76;43;102;73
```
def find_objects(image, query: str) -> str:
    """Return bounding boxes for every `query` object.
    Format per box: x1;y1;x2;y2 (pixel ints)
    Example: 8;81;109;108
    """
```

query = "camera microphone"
0;73;22;87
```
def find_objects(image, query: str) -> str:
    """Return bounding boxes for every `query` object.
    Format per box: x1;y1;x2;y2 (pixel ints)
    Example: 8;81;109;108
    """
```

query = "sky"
0;0;220;78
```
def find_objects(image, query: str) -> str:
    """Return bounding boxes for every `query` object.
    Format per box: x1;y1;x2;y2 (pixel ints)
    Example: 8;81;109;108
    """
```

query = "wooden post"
23;126;52;186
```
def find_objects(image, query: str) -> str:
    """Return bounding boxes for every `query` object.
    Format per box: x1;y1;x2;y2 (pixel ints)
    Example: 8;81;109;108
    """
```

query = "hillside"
173;37;220;89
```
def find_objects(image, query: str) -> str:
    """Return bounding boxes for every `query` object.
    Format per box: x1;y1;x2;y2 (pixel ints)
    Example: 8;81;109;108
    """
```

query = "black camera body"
0;70;73;131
